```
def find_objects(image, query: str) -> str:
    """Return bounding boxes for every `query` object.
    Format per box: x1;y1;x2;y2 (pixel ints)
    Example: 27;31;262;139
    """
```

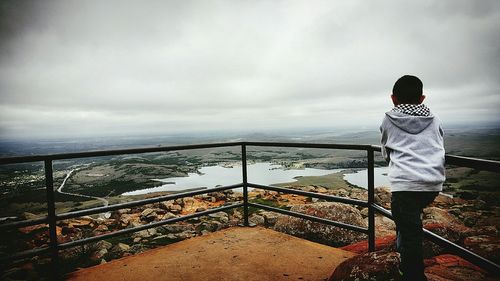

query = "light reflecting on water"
123;163;342;195
123;162;390;195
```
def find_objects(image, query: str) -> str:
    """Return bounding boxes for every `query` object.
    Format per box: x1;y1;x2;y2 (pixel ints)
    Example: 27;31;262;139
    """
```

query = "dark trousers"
391;191;438;281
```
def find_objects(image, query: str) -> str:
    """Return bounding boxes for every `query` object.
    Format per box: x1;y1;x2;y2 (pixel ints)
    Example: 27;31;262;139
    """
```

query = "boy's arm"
380;121;391;162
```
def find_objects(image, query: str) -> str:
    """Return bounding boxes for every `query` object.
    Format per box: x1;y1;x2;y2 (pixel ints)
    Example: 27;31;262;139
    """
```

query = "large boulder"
329;251;401;281
424;254;488;281
374;187;392;209
273;202;367;246
375;215;396;237
340;235;396;254
422;207;474;256
463;235;500;264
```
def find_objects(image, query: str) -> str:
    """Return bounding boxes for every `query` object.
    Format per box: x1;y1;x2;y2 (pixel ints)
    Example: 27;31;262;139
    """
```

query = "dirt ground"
66;226;356;281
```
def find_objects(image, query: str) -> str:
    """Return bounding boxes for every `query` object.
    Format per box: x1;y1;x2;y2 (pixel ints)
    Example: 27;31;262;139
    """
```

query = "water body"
343;166;390;188
123;163;390;196
123;163;344;195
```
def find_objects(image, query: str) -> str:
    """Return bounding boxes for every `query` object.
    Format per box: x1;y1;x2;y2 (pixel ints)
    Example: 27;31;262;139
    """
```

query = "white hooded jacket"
380;110;445;192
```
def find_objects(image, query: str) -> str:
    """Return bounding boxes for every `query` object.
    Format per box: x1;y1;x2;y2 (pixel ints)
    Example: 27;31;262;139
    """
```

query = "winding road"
57;167;110;209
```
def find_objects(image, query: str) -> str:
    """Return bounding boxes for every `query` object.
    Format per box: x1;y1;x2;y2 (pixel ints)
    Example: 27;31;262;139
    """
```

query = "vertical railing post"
44;159;59;279
241;144;249;226
367;148;375;252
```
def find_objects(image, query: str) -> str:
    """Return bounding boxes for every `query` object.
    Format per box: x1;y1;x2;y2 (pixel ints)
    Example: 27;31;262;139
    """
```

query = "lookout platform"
66;226;356;281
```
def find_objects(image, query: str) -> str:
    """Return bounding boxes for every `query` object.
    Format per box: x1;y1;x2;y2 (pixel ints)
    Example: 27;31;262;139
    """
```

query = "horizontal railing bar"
0;142;244;164
0;216;49;230
56;183;243;221
445;155;500;173
248;183;368;207
248;202;369;234
371;145;500;173
246;141;373;150
372;203;500;275
58;202;244;250
0;246;51;263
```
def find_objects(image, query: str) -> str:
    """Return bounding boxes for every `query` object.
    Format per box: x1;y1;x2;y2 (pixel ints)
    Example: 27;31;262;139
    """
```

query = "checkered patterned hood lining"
392;104;431;117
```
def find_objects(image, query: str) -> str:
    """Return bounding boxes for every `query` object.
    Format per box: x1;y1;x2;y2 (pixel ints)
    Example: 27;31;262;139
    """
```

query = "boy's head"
391;75;425;105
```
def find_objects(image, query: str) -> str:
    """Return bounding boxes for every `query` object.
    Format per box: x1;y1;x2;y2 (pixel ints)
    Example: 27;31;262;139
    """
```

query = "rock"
128;221;142;228
183;197;195;206
432;194;454;205
315;186;328;193
260;211;281;226
96;240;113;250
174;198;184;206
329;251;401;281
273;202;368;246
94;224;109;233
114;243;130;252
175;231;194;240
474;225;497;236
374;187;392;209
162;212;177;220
21;212;38;220
196;221;222;233
169;204;182;213
141;208;155;217
129;244;149;254
231;210;243;220
249;214;265;226
349;189;368;201
158;201;171;210
90;248;108;262
360;208;368;217
208;211;229;222
463;235;500;263
159;224;194;234
424;254;487;281
423;207;473;242
375;215;396;237
207;192;226;201
147;228;157;236
67;217;94;228
119;214;139;226
461;211;482;227
340;235;396;254
133;229;152;239
195;207;207;212
117;208;131;214
140;208;158;221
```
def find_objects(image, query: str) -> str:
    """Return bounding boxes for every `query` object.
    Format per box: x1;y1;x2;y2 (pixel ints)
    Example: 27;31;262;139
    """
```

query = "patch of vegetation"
275;171;354;190
248;198;290;215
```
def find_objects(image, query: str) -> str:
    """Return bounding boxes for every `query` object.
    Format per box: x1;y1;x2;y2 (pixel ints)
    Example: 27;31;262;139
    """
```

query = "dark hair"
392;75;423;104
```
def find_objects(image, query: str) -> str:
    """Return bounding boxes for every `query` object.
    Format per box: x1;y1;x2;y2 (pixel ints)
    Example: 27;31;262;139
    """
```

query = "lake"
123;163;390;195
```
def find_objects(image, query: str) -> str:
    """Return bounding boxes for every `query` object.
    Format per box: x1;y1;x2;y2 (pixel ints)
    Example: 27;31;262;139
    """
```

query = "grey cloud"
0;0;499;139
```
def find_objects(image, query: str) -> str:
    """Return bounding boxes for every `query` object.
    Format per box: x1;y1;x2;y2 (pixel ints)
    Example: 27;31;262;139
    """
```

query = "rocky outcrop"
463;235;500;264
340;235;396;254
424;254;489;281
329;250;401;281
374;186;392;209
273;202;367;246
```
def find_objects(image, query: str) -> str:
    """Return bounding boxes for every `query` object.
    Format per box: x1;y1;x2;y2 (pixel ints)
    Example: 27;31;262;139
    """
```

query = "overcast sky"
0;0;499;139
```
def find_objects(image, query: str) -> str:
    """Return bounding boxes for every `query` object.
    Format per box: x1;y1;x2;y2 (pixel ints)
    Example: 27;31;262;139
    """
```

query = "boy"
380;75;445;281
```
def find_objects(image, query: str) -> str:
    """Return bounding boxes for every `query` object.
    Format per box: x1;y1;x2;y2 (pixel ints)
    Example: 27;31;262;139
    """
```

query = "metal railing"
0;141;499;278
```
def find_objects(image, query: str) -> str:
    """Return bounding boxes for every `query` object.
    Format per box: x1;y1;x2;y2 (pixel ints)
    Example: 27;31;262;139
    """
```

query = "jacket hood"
385;111;434;134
